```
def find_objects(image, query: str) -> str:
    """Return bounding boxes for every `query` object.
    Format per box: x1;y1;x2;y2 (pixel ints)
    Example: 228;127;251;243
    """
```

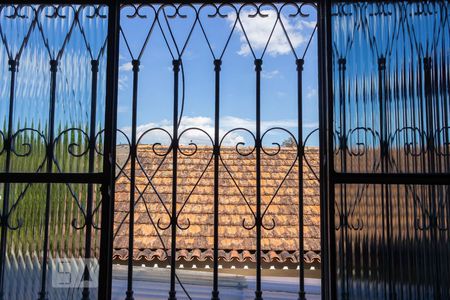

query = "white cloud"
262;69;280;79
298;20;317;30
123;116;243;146
119;62;144;72
119;62;133;72
306;87;318;100
121;115;311;146
118;74;128;91
118;61;146;90
232;10;316;57
221;116;298;131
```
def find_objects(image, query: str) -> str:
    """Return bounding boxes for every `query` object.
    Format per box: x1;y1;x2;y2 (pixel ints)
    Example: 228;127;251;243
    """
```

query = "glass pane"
0;4;108;173
0;4;108;299
2;183;103;299
331;1;450;174
335;184;450;300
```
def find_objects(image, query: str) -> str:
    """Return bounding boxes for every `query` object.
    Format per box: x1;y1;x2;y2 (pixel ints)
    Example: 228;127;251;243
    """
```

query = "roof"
113;145;320;264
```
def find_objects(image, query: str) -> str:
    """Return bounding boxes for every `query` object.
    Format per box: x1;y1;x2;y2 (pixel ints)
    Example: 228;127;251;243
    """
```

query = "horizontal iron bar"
119;0;318;3
0;0;431;4
333;172;450;185
0;172;104;184
0;0;109;4
332;0;438;2
0;0;318;4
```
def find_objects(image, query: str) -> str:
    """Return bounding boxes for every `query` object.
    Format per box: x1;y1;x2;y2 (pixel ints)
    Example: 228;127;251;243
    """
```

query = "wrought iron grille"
1;1;449;300
330;1;450;299
0;2;320;300
112;3;318;300
0;4;109;300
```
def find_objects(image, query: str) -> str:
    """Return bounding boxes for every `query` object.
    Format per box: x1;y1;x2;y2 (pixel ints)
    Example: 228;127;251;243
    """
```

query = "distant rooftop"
113;146;320;265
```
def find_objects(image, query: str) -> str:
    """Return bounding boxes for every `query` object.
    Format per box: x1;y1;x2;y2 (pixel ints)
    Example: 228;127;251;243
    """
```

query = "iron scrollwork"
0;2;324;300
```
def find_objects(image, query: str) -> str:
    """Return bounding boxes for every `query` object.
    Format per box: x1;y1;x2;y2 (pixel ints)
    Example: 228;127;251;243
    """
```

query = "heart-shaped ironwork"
405;1;445;57
0;5;36;61
434;126;450;157
197;3;238;60
259;127;299;231
77;5;108;60
331;3;361;59
35;5;77;60
278;2;318;60
121;128;173;235
156;3;198;59
6;128;47;230
119;4;157;61
364;2;401;58
52;128;91;230
237;3;279;59
175;127;214;231
219;128;262;230
92;128;132;231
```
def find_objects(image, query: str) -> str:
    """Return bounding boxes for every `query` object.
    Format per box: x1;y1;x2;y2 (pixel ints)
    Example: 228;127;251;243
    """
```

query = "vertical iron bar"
296;58;306;300
385;55;395;300
211;59;221;300
98;1;120;298
82;59;99;300
424;56;433;300
378;56;387;299
0;59;17;300
318;1;334;298
410;56;422;300
401;52;413;299
338;58;348;300
378;56;395;300
125;59;140;300
38;59;58;300
418;56;429;300
434;44;446;297
424;56;440;299
169;59;181;300
254;58;263;300
442;40;450;300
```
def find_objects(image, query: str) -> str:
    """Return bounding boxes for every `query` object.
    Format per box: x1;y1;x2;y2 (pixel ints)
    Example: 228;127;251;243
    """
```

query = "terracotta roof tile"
113;146;320;263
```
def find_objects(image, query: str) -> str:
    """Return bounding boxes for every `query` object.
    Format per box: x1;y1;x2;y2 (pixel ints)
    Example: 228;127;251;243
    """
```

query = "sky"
0;4;319;148
116;4;319;147
2;3;443;151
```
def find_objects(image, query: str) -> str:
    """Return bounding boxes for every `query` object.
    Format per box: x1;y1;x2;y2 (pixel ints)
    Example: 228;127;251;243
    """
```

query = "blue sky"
117;5;319;146
0;5;319;148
